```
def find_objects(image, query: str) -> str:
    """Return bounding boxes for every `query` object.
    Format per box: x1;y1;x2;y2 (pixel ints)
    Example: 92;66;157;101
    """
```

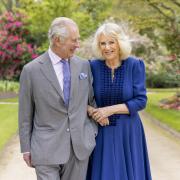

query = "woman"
87;23;152;180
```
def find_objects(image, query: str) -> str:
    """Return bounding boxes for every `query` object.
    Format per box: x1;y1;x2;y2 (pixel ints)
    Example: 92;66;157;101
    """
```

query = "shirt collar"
48;47;68;65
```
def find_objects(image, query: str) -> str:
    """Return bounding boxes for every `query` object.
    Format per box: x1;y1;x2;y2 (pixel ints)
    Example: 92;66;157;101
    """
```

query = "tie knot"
61;59;69;65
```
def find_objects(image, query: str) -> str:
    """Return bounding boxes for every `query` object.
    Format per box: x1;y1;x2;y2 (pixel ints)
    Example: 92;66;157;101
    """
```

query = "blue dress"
87;57;152;180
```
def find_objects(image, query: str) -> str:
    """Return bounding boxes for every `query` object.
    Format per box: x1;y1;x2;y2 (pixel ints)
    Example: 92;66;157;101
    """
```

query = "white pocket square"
79;73;87;80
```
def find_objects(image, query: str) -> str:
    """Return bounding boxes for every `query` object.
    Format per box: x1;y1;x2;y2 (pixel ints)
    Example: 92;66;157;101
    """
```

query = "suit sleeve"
125;60;147;116
18;66;34;153
87;61;96;108
87;61;98;135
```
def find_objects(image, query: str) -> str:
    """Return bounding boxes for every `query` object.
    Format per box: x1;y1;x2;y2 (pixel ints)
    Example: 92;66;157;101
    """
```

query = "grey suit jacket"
18;52;97;165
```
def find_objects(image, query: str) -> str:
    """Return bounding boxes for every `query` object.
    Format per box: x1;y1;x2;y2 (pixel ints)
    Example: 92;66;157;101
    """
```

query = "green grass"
147;88;179;93
0;97;18;102
146;91;180;132
0;103;18;151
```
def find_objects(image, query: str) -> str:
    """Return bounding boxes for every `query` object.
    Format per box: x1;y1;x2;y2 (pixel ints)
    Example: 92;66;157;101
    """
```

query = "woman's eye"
109;41;115;44
100;42;106;46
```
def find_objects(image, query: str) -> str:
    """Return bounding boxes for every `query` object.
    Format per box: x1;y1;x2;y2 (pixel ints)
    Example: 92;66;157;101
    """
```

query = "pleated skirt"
87;116;152;180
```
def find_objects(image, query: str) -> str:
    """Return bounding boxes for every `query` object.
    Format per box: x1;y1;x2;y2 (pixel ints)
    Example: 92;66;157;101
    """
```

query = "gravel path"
0;112;180;180
141;112;180;180
0;135;36;180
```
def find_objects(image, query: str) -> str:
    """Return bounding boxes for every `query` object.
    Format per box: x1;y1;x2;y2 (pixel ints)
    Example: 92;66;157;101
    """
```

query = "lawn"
0;97;18;102
0;99;18;151
146;90;180;132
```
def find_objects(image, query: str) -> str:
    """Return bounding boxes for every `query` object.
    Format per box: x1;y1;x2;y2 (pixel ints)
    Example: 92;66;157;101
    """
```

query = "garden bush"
146;72;179;88
0;11;38;81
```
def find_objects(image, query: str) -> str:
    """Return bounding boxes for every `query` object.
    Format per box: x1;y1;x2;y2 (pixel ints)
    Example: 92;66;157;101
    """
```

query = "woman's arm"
90;103;129;122
124;59;147;116
88;105;110;126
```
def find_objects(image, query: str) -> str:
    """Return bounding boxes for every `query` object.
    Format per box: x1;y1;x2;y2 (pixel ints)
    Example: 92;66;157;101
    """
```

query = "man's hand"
23;153;34;168
87;105;96;117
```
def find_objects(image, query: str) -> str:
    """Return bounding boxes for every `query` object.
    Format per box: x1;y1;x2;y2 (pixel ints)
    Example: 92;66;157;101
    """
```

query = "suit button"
66;128;70;132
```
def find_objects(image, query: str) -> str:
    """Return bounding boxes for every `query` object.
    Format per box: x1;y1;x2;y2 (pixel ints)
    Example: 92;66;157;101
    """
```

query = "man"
19;17;97;180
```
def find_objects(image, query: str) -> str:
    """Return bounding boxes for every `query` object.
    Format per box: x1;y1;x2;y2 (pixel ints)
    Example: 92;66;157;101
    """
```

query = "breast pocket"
79;78;89;91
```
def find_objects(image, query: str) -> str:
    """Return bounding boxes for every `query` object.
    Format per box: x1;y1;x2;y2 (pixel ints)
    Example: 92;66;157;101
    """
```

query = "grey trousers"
35;147;89;180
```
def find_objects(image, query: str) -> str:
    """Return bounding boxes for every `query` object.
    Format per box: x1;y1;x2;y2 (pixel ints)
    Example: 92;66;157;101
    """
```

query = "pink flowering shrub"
0;11;38;80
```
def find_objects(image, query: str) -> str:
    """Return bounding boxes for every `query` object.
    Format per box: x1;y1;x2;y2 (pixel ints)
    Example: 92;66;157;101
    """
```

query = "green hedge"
0;81;19;93
146;72;179;88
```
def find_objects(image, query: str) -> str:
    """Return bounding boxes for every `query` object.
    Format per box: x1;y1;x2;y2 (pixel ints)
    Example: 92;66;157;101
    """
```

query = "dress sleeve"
125;59;147;116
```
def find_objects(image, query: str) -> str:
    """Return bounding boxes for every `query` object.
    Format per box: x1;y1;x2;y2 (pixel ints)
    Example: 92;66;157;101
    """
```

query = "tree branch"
145;0;174;21
160;2;175;18
0;0;13;11
0;0;8;10
171;0;180;7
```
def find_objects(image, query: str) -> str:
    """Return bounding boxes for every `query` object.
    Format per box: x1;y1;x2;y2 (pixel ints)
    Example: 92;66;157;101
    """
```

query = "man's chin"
69;51;76;57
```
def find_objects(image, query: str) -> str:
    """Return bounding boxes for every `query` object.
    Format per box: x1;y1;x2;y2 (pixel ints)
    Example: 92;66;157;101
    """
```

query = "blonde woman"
87;23;152;180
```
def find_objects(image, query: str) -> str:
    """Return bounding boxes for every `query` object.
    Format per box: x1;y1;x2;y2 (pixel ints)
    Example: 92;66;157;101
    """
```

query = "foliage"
112;0;180;88
17;0;75;47
0;11;38;80
146;54;180;88
0;0;16;12
112;0;180;55
146;72;179;88
0;80;19;93
16;0;112;53
145;0;180;54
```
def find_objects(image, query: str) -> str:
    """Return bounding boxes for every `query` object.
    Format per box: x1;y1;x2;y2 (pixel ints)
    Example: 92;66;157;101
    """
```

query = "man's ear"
53;36;62;47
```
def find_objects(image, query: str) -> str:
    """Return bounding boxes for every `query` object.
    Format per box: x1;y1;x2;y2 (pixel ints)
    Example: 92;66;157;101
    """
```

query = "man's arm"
86;62;99;133
18;66;34;167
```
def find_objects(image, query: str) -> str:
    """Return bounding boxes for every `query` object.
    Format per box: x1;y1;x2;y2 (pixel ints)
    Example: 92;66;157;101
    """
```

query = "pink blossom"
31;54;38;59
13;36;19;41
0;11;38;79
0;51;3;55
15;21;23;27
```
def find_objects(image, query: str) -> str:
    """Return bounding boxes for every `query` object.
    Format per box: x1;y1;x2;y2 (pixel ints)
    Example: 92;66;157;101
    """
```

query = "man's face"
58;26;80;59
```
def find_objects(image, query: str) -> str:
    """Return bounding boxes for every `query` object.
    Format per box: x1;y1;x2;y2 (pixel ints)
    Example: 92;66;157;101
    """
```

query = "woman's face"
99;33;120;61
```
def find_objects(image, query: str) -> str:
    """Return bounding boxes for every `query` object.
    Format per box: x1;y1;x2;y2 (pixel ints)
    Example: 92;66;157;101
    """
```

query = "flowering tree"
0;11;38;80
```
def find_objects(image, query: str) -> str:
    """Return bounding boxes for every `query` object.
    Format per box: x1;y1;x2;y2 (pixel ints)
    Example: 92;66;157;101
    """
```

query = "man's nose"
75;41;80;48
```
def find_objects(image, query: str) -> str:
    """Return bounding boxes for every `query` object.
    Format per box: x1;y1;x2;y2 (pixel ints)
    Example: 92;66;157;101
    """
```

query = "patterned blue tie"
61;59;71;106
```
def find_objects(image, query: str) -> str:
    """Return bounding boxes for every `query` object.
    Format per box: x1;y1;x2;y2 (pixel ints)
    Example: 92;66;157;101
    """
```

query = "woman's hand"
98;117;110;126
87;106;110;126
91;107;113;122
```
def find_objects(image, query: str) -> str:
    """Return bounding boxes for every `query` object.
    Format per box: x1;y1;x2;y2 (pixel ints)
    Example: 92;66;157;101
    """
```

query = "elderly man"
19;17;97;180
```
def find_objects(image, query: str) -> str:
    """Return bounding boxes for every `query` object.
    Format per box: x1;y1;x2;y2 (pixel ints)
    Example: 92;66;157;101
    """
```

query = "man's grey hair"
92;22;132;60
48;17;77;46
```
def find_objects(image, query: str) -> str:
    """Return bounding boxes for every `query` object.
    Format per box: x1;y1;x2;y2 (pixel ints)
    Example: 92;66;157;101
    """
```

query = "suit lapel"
39;52;64;99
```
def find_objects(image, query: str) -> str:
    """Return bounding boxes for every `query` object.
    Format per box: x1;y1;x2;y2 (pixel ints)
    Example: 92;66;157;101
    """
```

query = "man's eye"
72;38;80;43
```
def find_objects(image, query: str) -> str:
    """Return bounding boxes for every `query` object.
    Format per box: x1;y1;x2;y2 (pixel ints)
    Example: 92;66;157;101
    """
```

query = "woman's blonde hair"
92;22;132;60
